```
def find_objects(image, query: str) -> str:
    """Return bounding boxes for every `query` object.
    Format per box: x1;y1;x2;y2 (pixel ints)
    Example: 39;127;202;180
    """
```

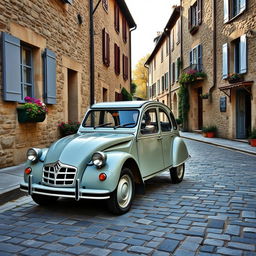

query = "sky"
125;0;179;71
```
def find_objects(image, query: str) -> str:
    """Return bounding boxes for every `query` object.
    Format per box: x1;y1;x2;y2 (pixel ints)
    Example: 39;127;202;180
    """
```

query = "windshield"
82;109;139;128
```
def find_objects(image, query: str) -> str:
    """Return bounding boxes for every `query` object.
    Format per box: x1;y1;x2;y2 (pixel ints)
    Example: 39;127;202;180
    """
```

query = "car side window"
159;109;172;132
169;112;178;130
140;109;158;135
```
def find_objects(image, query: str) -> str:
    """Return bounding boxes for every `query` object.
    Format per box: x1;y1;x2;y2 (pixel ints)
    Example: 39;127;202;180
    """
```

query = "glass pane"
141;109;158;134
24;85;32;98
23;67;32;84
83;110;138;128
159;110;172;132
22;47;32;66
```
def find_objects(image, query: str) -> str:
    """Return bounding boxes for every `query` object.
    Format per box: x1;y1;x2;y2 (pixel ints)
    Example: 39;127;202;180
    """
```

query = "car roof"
91;101;149;109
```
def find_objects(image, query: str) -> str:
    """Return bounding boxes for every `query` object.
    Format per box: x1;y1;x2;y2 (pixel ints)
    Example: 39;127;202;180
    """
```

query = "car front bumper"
20;175;111;200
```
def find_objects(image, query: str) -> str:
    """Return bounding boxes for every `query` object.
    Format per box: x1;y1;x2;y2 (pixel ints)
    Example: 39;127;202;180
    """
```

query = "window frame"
20;44;34;100
102;28;110;67
114;43;120;75
114;3;120;33
159;108;172;132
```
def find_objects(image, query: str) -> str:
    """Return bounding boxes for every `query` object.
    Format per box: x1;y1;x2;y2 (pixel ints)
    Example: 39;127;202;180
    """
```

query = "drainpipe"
129;25;137;95
209;0;217;101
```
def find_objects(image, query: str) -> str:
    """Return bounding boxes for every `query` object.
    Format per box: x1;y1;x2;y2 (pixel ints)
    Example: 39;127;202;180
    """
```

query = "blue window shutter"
198;44;202;71
222;43;228;79
239;34;247;74
43;48;56;104
240;0;246;12
224;0;229;23
2;32;21;101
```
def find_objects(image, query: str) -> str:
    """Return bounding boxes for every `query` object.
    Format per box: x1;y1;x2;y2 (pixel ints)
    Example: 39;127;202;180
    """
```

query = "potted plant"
227;73;244;83
58;121;81;137
248;128;256;147
202;125;217;138
179;69;207;84
200;93;209;99
17;97;48;123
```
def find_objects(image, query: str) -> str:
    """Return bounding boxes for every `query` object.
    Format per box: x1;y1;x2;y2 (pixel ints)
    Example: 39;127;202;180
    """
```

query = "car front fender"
81;151;140;193
172;136;189;167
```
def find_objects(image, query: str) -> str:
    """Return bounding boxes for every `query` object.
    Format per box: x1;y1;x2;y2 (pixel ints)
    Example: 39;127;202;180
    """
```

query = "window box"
17;108;46;123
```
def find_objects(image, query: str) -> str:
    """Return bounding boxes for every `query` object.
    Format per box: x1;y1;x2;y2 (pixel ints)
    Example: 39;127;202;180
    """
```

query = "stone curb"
0;186;26;206
181;136;256;157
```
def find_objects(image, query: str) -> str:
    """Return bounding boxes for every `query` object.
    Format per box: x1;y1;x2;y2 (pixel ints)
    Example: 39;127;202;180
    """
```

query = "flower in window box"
58;121;80;137
17;97;48;123
227;73;244;83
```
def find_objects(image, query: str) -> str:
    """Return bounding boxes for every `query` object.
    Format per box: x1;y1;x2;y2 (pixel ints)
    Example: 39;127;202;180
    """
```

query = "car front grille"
42;161;77;187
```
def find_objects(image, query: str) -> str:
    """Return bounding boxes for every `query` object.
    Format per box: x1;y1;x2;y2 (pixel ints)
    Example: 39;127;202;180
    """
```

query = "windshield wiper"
114;122;136;129
94;122;113;129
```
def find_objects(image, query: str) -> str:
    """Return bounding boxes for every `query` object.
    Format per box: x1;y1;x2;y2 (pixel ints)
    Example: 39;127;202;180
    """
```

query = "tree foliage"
132;54;150;99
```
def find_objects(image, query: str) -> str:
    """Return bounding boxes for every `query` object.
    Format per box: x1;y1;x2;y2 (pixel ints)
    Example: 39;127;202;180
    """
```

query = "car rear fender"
172;137;189;167
81;152;143;193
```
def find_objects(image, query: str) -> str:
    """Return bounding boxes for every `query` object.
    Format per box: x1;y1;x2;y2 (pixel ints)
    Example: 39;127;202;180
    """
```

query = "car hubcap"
117;174;132;209
177;165;184;179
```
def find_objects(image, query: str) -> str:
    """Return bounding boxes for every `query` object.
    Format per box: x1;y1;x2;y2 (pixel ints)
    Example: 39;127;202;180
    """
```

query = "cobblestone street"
0;139;255;256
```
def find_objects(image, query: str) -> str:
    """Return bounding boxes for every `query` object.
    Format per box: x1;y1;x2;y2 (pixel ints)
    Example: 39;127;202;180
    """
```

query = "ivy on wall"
178;83;189;131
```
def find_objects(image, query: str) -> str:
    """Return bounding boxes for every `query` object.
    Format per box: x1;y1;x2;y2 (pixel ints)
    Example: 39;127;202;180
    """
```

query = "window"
154;57;156;70
122;54;128;80
172;62;175;84
224;0;246;22
122;16;127;43
176;19;181;44
152;83;156;97
2;32;56;103
189;45;202;71
61;0;72;4
102;28;110;67
159;109;172;132
102;0;108;12
164;72;168;90
176;58;181;81
166;37;169;56
141;109;158;134
114;43;120;75
188;0;202;33
170;29;174;51
114;3;120;33
161;75;165;92
157;80;160;95
20;45;34;99
222;34;247;79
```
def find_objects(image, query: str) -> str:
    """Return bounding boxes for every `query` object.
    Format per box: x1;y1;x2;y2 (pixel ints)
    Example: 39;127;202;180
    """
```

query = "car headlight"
27;148;42;162
92;151;107;168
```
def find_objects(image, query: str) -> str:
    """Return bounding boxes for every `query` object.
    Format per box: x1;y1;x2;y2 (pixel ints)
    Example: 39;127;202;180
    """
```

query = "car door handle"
157;136;163;140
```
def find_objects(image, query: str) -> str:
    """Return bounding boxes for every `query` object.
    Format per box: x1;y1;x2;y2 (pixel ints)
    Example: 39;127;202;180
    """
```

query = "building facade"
0;0;135;168
147;0;255;140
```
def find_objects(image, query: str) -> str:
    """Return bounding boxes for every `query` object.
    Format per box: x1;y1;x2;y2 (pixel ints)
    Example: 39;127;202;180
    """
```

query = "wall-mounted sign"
220;96;227;112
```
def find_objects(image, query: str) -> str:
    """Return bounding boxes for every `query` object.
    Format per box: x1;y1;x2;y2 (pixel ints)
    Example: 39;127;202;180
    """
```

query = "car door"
159;107;174;168
137;107;165;179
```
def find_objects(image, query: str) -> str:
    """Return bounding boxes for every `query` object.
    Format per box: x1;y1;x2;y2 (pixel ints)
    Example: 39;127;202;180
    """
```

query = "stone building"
145;7;181;116
147;0;255;140
0;0;136;168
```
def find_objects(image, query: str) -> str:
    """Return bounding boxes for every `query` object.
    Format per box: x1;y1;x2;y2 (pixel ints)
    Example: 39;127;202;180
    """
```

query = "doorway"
197;87;203;129
236;89;251;138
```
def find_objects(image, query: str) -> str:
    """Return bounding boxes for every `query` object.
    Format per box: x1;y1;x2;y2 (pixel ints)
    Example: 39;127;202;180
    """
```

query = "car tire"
170;163;185;184
107;167;135;215
32;194;59;206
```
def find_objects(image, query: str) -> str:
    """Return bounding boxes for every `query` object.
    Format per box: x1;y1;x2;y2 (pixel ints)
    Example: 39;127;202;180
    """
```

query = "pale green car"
20;101;189;214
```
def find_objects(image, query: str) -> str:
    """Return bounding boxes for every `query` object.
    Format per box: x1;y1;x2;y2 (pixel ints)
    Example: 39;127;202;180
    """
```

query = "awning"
219;81;253;101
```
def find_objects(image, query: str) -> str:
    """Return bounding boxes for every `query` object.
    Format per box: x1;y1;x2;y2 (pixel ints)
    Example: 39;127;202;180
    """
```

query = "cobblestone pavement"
0;139;256;256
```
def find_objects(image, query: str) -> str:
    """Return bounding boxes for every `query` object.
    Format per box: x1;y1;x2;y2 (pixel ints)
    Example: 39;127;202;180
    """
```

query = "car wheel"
107;167;135;215
170;163;185;184
32;194;59;206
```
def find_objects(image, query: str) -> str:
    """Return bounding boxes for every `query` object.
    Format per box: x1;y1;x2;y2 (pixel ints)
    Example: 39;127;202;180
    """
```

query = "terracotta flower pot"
207;132;215;138
250;139;256;147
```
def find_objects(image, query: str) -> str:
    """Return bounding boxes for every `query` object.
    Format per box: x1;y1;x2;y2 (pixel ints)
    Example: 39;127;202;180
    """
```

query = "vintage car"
20;101;189;214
